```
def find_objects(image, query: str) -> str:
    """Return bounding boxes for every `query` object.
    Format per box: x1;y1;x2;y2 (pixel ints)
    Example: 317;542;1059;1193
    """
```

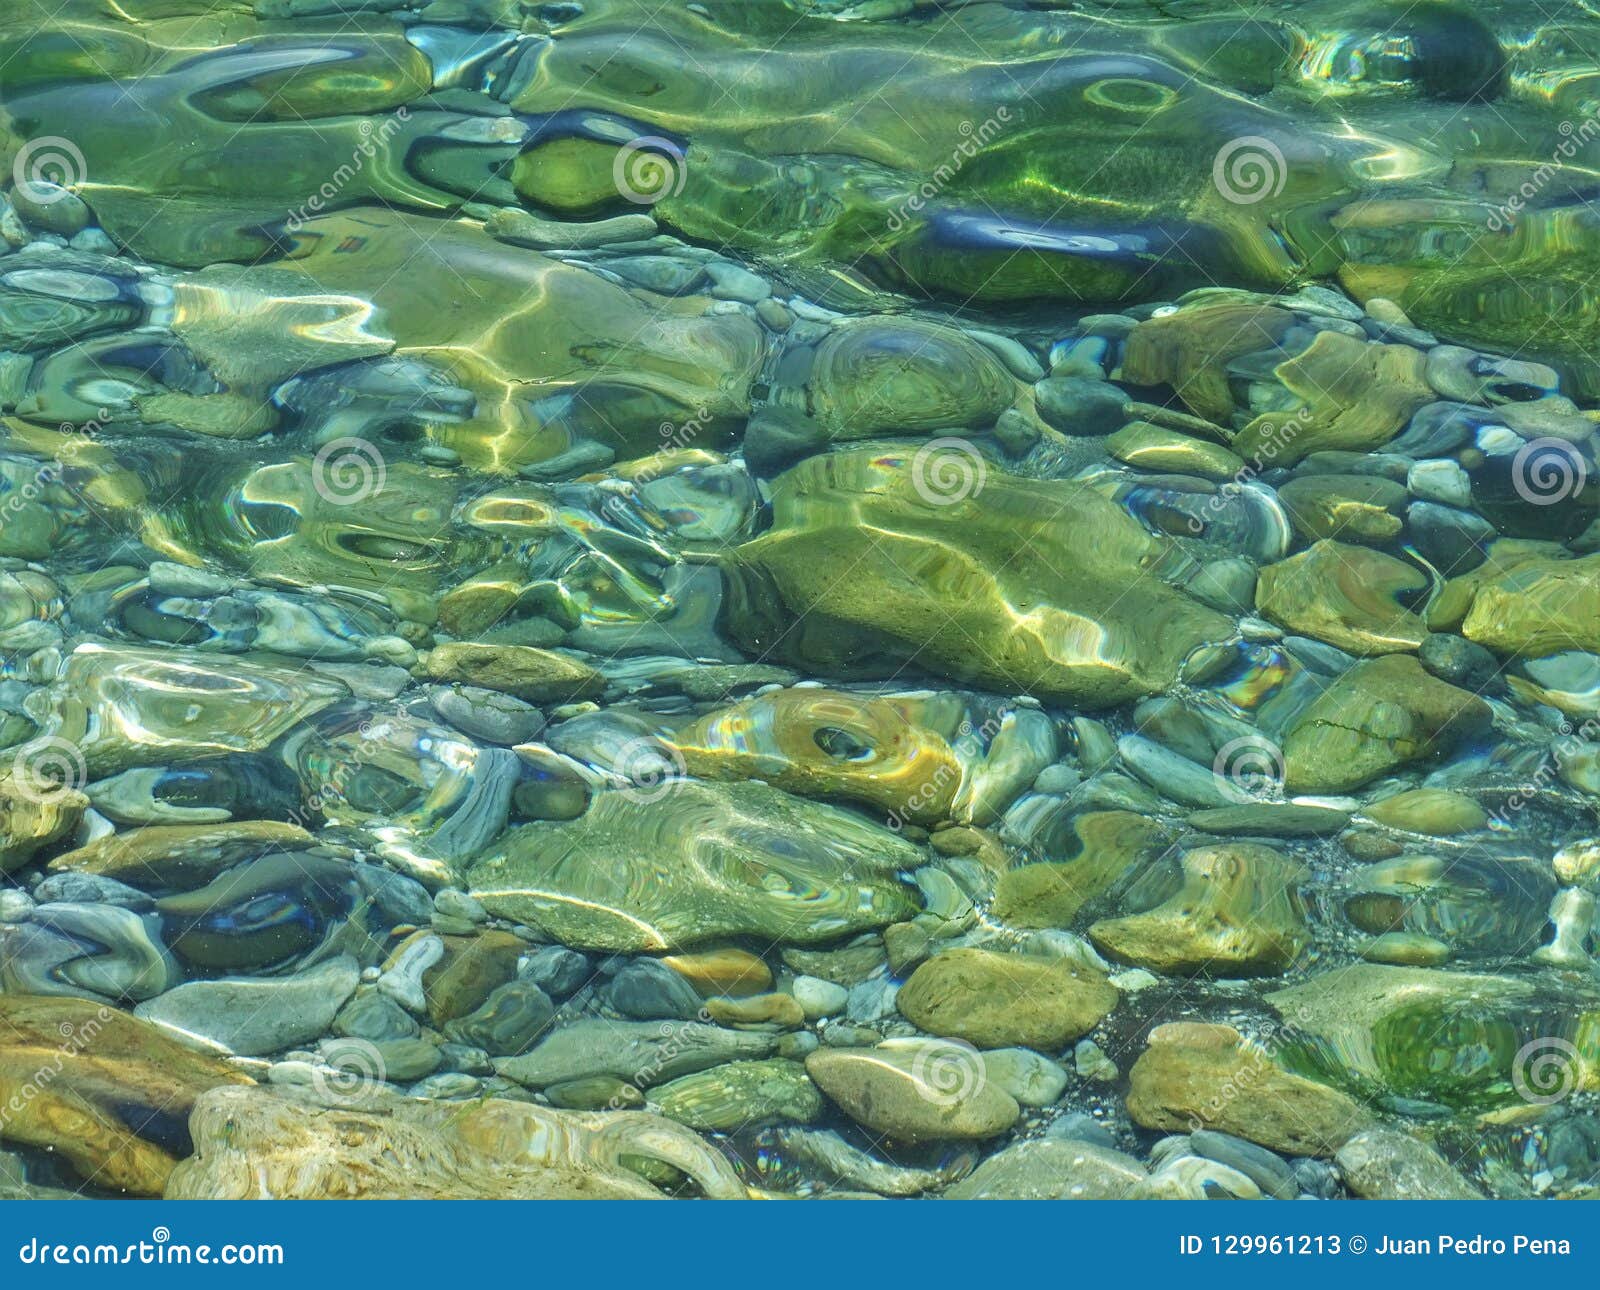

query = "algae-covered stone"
722;449;1233;709
426;643;604;703
46;820;316;888
1277;474;1406;545
1268;965;1600;1111
1446;551;1600;657
166;1085;747;1199
896;947;1117;1050
0;777;85;874
1104;422;1244;480
805;1045;1020;1143
1088;842;1307;976
1126;1022;1373;1157
992;810;1175;927
468;780;919;952
1256;541;1428;655
1281;655;1492;792
1186;803;1350;837
0;994;251;1196
651;1059;821;1131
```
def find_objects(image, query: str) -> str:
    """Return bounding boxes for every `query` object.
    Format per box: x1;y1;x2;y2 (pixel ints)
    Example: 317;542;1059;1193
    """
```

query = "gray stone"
135;955;360;1057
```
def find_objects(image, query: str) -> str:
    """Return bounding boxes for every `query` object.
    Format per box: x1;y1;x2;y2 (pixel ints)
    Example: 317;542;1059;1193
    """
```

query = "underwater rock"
495;1019;774;1089
156;853;357;971
1267;965;1600;1112
425;643;605;704
896;947;1118;1050
0;775;85;873
1443;551;1600;658
944;1139;1146;1200
1;902;180;1002
1281;655;1492;792
651;1059;822;1132
1255;541;1428;654
1088;842;1308;976
27;645;347;775
722;448;1234;709
1127;1022;1373;1157
0;994;250;1196
467;780;919;952
805;1044;1020;1144
1277;474;1406;545
1342;853;1555;960
47;820;318;888
134;954;360;1057
993;809;1176;928
165;1085;748;1199
1335;1127;1484;1200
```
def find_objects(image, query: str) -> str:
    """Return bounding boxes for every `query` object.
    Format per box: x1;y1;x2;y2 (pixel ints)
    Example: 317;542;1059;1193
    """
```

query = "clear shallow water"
0;0;1598;1201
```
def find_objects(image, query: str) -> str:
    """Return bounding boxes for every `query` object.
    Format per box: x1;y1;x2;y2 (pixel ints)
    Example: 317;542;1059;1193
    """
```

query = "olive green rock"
1445;551;1600;658
1277;474;1406;545
1126;1022;1373;1157
723;449;1233;709
991;811;1175;927
651;1059;822;1132
0;777;85;874
896;948;1118;1051
1362;788;1487;835
805;1045;1020;1143
1281;655;1492;793
469;780;919;952
1256;541;1428;655
1088;843;1307;977
1268;965;1600;1111
426;643;604;703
